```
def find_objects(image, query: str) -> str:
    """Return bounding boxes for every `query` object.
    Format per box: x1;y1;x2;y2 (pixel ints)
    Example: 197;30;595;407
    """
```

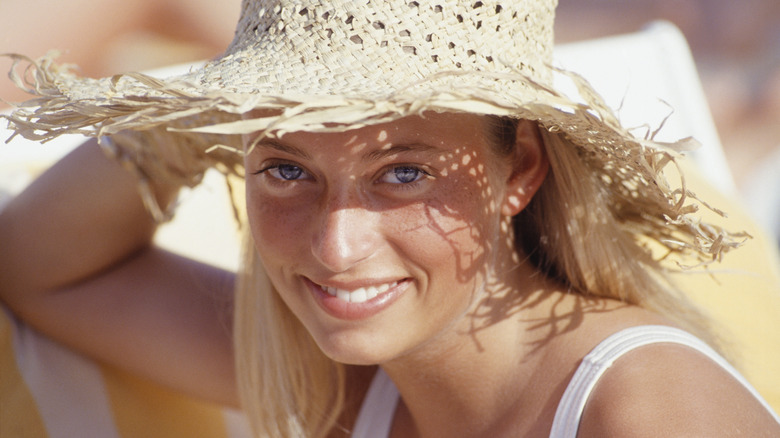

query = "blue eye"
380;166;427;184
260;163;308;181
275;164;304;180
393;167;420;183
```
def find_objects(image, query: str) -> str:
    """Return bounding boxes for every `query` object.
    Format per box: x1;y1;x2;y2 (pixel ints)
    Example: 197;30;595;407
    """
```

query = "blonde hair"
515;128;720;348
233;121;724;437
234;233;346;438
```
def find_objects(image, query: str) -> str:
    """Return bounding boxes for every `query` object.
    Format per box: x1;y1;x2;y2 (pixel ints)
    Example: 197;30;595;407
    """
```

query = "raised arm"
0;139;237;406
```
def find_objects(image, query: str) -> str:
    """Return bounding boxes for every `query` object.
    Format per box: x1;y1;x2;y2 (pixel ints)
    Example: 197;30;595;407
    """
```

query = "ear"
500;120;549;217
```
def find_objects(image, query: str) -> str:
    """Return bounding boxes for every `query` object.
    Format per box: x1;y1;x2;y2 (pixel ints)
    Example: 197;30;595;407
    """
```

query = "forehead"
262;112;491;152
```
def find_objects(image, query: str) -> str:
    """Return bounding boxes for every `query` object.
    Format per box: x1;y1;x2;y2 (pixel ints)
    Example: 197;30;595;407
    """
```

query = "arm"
0;139;237;406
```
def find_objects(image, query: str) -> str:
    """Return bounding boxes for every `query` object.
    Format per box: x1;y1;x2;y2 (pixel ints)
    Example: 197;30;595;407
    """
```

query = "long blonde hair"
233;121;723;437
234;233;346;438
515;129;720;347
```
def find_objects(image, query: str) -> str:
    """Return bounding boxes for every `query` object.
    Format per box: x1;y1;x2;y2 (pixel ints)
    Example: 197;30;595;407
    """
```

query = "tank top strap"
351;368;399;438
549;324;780;438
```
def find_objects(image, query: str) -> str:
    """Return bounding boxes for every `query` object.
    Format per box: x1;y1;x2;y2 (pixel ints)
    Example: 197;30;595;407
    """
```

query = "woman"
2;0;779;437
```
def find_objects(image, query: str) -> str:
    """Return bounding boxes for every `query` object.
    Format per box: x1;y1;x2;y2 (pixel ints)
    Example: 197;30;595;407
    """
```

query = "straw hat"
3;0;742;260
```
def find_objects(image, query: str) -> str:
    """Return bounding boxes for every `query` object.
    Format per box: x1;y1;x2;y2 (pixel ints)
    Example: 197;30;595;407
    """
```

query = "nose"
311;202;381;273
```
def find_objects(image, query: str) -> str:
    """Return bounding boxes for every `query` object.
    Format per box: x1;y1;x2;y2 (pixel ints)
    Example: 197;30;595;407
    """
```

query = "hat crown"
206;0;557;96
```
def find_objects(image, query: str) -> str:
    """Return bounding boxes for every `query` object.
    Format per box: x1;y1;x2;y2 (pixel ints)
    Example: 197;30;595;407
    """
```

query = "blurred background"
556;0;780;199
1;0;778;204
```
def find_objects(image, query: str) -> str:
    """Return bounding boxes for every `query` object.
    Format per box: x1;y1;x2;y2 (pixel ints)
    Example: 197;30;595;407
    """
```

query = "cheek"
245;188;310;263
390;195;493;282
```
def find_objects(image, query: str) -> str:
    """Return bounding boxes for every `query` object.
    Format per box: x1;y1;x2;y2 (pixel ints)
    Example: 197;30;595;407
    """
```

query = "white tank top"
350;325;780;438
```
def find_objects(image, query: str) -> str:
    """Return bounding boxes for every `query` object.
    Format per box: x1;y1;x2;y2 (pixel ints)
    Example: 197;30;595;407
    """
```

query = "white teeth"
322;281;398;303
351;288;368;303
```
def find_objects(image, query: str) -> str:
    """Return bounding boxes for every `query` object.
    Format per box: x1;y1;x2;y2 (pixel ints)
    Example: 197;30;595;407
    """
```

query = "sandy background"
1;0;778;194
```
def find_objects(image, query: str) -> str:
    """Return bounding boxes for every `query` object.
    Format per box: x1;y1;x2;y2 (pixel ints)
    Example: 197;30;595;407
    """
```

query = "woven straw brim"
2;52;744;267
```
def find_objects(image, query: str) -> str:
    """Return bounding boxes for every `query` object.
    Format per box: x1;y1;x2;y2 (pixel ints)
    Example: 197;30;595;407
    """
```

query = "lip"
304;277;410;321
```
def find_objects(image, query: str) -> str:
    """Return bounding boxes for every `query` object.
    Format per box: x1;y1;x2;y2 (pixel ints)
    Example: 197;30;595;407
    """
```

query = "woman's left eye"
378;166;429;185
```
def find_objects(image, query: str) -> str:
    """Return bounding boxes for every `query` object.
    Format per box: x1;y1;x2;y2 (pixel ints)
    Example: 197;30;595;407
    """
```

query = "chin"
308;326;404;366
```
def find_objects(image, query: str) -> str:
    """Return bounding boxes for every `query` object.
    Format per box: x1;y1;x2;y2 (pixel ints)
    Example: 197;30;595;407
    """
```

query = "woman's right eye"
270;164;306;180
254;163;310;181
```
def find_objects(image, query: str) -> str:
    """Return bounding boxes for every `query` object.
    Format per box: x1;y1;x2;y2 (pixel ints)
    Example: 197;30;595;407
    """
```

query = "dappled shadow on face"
353;124;613;355
419;117;624;355
246;113;617;356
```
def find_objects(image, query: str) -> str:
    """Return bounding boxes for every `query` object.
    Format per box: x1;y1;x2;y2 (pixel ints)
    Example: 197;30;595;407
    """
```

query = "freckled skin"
244;113;519;365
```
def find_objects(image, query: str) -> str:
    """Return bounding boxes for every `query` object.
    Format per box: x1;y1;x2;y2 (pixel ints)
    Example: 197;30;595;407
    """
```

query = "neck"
380;260;559;438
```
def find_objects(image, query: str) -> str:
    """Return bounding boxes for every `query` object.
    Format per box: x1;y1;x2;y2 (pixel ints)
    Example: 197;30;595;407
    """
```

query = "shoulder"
576;336;780;437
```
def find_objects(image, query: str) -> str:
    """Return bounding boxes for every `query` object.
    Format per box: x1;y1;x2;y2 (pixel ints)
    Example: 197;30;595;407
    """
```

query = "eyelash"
376;165;432;188
252;161;433;191
252;161;311;182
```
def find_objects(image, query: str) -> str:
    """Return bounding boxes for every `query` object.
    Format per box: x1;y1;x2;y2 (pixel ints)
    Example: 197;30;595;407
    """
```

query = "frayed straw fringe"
2;53;747;266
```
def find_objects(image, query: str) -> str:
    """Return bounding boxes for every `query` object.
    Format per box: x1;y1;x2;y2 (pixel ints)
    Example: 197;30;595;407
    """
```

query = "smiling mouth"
320;281;399;303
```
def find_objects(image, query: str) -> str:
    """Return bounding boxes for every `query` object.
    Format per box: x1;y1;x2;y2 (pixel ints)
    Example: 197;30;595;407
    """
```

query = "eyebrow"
254;139;313;160
254;139;441;162
362;143;441;162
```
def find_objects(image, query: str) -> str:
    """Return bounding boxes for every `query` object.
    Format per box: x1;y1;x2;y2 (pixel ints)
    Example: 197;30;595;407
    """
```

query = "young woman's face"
244;113;531;365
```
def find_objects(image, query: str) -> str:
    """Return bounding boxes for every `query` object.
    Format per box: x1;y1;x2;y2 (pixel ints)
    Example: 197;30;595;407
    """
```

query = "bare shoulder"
577;341;780;437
